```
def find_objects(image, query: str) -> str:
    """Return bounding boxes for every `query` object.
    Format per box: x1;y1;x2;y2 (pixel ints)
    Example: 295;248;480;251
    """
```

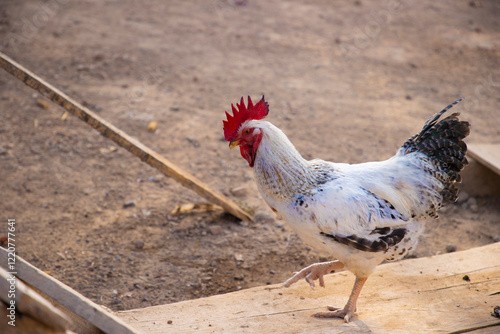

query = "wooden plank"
117;243;500;334
0;51;252;222
0;248;142;334
0;267;73;333
468;144;500;176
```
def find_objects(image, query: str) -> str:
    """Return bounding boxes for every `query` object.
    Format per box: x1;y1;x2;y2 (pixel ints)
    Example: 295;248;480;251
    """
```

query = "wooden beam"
468;144;500;177
0;51;252;222
117;243;500;333
0;248;142;334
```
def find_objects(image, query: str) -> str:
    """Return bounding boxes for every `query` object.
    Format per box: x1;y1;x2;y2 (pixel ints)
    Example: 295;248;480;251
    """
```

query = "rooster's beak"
229;139;240;149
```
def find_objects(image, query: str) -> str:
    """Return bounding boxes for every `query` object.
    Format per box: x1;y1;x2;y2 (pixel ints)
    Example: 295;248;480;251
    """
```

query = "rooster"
223;96;470;322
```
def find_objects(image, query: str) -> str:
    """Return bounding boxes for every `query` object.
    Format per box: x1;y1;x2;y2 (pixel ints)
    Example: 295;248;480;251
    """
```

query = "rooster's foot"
283;260;344;289
314;305;356;323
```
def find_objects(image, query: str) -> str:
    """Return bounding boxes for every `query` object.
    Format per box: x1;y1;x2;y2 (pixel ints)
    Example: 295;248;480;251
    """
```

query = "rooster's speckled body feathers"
224;96;470;321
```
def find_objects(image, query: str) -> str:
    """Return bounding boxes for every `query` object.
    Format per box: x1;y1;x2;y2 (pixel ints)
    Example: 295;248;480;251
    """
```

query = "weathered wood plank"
117;243;500;334
468;144;500;176
0;248;142;334
0;51;252;222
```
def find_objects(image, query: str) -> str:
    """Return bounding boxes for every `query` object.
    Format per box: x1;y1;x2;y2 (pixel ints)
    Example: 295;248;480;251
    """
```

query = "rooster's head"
223;95;269;167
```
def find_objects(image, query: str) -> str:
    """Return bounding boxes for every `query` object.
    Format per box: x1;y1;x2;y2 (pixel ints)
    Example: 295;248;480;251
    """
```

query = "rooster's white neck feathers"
247;120;312;199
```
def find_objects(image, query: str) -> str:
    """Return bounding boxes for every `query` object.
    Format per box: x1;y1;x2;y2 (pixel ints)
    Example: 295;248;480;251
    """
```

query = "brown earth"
0;0;499;312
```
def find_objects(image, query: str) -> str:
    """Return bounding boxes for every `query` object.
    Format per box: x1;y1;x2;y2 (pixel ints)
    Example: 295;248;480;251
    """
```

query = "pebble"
446;244;457;253
186;136;200;148
123;200;136;208
36;99;49;109
234;253;244;262
234;274;245;281
133;241;145;250
467;197;479;213
254;212;275;224
230;186;248;197
149;175;164;182
467;197;477;206
147;121;157;132
208;225;222;235
457;191;469;203
469;204;479;213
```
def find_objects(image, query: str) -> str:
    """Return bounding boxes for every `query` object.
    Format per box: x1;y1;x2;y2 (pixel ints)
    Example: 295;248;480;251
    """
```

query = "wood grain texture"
0;246;141;333
117;243;500;334
468;144;500;176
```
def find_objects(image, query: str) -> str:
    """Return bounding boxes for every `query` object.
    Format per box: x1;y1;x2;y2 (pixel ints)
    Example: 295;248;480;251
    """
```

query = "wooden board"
0;248;142;334
117;243;500;334
468;144;500;176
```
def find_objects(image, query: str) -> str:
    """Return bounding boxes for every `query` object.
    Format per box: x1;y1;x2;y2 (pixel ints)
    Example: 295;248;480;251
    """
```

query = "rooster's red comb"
223;95;269;141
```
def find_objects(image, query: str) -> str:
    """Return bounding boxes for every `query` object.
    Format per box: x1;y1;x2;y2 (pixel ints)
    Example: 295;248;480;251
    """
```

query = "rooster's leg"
314;276;368;322
283;260;344;289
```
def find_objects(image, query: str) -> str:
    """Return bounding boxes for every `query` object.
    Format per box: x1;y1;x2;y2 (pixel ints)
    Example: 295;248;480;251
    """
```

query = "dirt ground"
0;0;499;312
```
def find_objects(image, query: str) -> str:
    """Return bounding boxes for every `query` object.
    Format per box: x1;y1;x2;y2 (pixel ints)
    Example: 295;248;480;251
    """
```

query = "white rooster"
223;96;470;322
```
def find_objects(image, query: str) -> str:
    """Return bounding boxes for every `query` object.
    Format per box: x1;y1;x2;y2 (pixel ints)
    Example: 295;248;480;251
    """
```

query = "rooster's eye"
245;129;250;134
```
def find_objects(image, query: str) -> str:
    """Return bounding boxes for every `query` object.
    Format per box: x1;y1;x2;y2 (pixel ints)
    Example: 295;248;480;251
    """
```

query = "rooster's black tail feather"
401;99;471;203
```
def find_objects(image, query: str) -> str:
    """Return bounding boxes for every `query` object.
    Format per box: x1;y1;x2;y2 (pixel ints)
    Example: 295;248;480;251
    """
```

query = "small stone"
234;253;244;262
133;241;144;250
462;275;471;282
208;225;222;235
123;200;136;208
149;174;164;182
36;99;49;109
186;136;200;148
492;306;500;318
234;274;245;281
230;186;248;197
467;197;477;206
458;191;469;203
167;320;173;325
446;244;457;253
83;188;94;195
469;204;479;213
469;0;482;8
254;212;274;224
147;121;157;132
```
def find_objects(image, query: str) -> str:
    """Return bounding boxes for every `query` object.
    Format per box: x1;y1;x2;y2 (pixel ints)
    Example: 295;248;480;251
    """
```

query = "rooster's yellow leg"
314;276;368;323
283;260;344;289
